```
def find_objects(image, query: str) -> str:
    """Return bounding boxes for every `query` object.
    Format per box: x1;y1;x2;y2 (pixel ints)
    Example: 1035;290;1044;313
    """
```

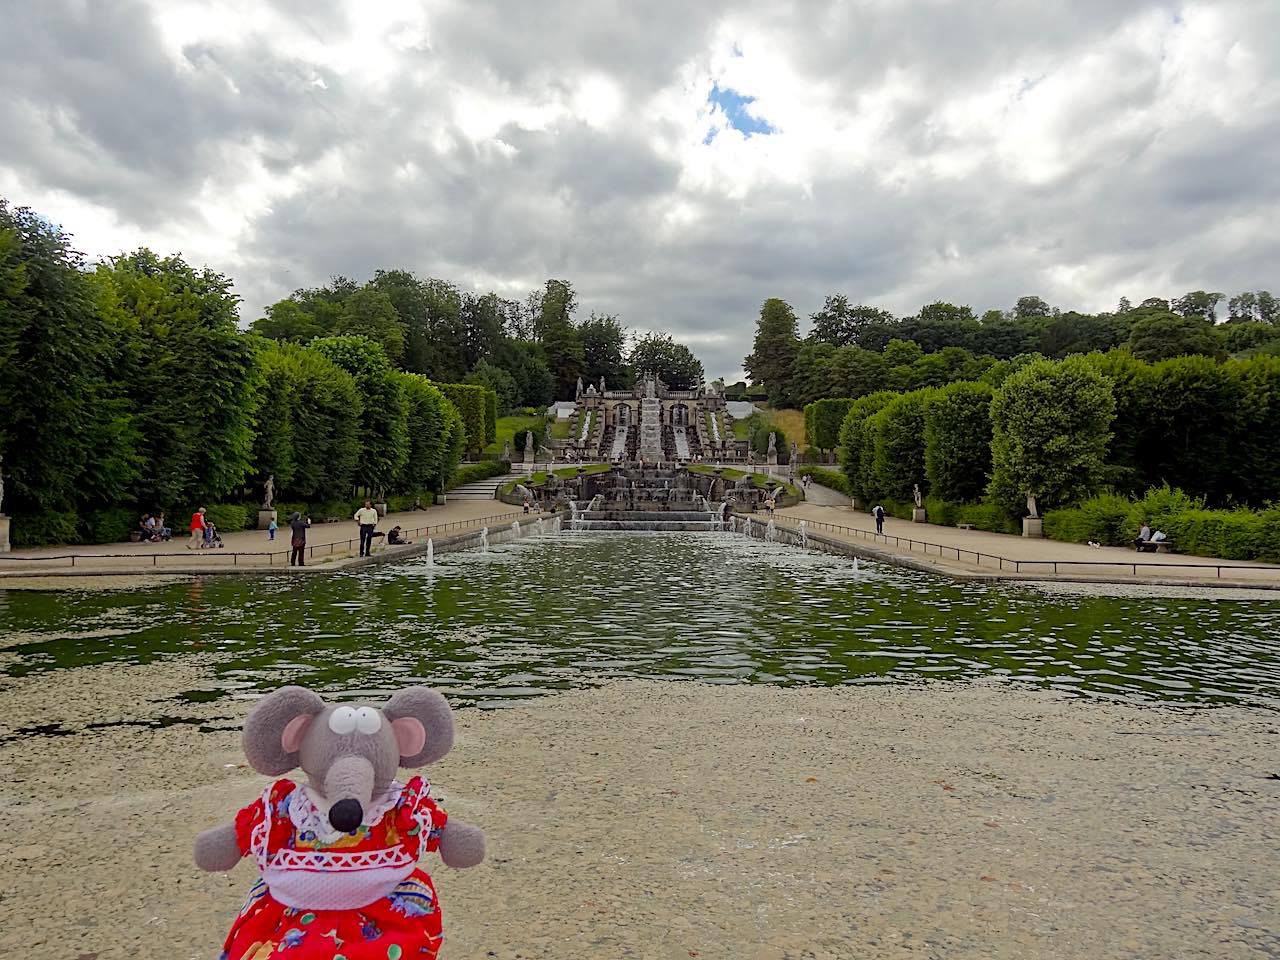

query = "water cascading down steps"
639;396;663;462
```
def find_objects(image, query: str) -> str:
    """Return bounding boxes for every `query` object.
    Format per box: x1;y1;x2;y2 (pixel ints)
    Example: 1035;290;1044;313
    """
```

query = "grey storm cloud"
1;0;1278;382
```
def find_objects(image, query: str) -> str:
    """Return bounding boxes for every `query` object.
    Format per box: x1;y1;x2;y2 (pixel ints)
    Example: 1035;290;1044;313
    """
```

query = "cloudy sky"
2;1;1278;381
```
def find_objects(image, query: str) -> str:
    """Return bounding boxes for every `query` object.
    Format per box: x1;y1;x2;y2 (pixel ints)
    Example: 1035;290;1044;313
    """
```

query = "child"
267;516;278;540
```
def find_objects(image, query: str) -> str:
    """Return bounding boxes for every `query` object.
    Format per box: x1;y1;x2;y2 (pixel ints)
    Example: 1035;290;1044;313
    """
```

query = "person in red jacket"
188;506;207;549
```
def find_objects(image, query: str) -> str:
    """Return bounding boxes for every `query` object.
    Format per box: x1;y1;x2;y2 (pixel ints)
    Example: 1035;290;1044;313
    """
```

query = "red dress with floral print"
220;776;448;960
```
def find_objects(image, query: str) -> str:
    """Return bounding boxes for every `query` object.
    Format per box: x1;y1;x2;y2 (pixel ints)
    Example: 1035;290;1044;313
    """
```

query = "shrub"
924;381;993;502
448;460;511;490
203;503;253;532
11;509;81;547
386;492;434;512
798;466;852;496
805;398;855;453
1044;492;1136;545
988;356;1115;513
837;391;897;502
867;388;933;503
436;383;489;451
921;497;1018;534
81;506;138;544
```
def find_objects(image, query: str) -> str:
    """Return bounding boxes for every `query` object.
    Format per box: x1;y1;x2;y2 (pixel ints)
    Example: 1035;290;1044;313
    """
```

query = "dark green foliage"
1127;309;1224;362
923;382;993;502
447;460;512;490
436;383;489;452
81;506;138;544
579;313;630;388
202;503;253;532
867;388;933;503
804;398;854;452
629;332;704;390
311;336;409;494
1141;355;1242;503
920;498;1018;534
837;391;898;502
493;339;555;408
744;298;800;405
97;249;258;505
399;374;465;494
798;466;852;496
988;357;1115;512
1043;493;1138;546
1045;486;1280;563
0;202;142;514
466;360;518;416
11;509;81;547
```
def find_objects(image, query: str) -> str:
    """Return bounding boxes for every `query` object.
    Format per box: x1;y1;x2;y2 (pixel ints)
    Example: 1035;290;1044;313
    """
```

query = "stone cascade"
568;465;727;532
672;425;691;460
610;424;629;459
638;396;663;462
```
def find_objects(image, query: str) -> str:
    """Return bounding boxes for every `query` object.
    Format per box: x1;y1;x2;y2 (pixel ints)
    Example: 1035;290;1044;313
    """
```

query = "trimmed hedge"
202;503;254;532
436;383;489;451
82;506;139;544
924;381;993;502
11;509;81;547
804;398;854;452
798;465;852;496
868;388;933;503
837;391;898;502
448;460;511;490
1044;485;1280;562
921;497;1018;534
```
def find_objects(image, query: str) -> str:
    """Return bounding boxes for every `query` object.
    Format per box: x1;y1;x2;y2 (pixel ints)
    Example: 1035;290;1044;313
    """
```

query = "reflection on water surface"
2;532;1277;711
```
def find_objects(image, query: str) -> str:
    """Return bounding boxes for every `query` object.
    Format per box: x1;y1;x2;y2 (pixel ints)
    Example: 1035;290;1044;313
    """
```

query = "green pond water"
2;532;1278;727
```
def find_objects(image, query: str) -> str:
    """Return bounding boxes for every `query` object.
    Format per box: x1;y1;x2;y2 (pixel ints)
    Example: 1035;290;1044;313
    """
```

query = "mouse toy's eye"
355;707;382;735
328;706;358;735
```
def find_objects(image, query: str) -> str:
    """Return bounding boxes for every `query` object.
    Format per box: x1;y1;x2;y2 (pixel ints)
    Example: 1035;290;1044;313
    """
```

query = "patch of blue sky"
703;82;776;144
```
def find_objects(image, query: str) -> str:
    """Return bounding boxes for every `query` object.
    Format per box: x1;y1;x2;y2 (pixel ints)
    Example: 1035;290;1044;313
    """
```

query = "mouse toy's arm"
438;818;485;869
194;822;243;872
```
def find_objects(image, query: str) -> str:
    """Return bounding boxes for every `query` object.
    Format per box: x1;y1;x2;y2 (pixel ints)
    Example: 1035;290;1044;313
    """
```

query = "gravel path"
1;666;1275;959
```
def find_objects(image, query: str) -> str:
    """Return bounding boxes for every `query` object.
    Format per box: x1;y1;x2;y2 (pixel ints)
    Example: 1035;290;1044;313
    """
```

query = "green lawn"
687;464;799;496
487;413;548;454
502;463;613;493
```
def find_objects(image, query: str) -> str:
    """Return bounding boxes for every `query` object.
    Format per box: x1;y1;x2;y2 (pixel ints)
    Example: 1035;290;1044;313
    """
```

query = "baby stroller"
202;520;225;549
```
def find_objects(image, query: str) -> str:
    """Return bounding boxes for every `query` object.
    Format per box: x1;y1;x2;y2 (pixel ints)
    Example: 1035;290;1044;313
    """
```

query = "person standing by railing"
288;512;310;567
355;499;379;557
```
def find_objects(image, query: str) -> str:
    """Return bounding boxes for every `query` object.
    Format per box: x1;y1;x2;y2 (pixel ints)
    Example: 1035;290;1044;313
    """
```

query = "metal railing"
0;512;529;569
746;516;1280;580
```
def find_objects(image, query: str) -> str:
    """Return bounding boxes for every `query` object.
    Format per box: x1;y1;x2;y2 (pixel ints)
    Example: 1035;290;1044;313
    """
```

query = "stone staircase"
448;473;510;500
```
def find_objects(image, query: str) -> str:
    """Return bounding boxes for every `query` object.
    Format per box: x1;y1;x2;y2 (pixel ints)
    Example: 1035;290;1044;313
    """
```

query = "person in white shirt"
354;500;380;557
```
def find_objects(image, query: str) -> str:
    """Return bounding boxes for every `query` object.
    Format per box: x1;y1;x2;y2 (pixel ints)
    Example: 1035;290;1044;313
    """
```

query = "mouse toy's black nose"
328;798;364;833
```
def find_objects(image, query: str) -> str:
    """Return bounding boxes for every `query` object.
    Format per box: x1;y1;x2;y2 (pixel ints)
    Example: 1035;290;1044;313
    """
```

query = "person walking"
355;499;379;557
873;503;885;536
288;511;311;567
187;506;206;549
267;516;278;541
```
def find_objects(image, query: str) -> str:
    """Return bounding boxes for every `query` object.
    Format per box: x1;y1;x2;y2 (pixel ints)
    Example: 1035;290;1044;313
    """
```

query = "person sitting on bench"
1134;522;1153;552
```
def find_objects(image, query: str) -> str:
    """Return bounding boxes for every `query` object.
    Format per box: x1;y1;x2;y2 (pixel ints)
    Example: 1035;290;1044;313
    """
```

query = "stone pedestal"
912;507;927;523
257;508;277;531
1022;516;1044;538
767;454;778;468
373;501;389;518
0;515;9;553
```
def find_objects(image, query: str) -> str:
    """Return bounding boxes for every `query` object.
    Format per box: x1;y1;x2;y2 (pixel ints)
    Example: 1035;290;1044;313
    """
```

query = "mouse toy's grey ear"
242;686;325;775
384;687;455;767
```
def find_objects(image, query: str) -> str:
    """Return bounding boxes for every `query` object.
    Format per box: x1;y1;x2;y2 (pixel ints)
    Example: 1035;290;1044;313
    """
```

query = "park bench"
957;523;974;530
1136;540;1176;554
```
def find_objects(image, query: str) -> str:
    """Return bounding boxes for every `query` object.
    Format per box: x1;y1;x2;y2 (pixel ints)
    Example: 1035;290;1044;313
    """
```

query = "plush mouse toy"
195;686;485;960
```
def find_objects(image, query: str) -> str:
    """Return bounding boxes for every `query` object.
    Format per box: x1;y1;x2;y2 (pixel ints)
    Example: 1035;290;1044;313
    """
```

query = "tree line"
746;291;1280;409
824;350;1280;521
253;275;707;407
